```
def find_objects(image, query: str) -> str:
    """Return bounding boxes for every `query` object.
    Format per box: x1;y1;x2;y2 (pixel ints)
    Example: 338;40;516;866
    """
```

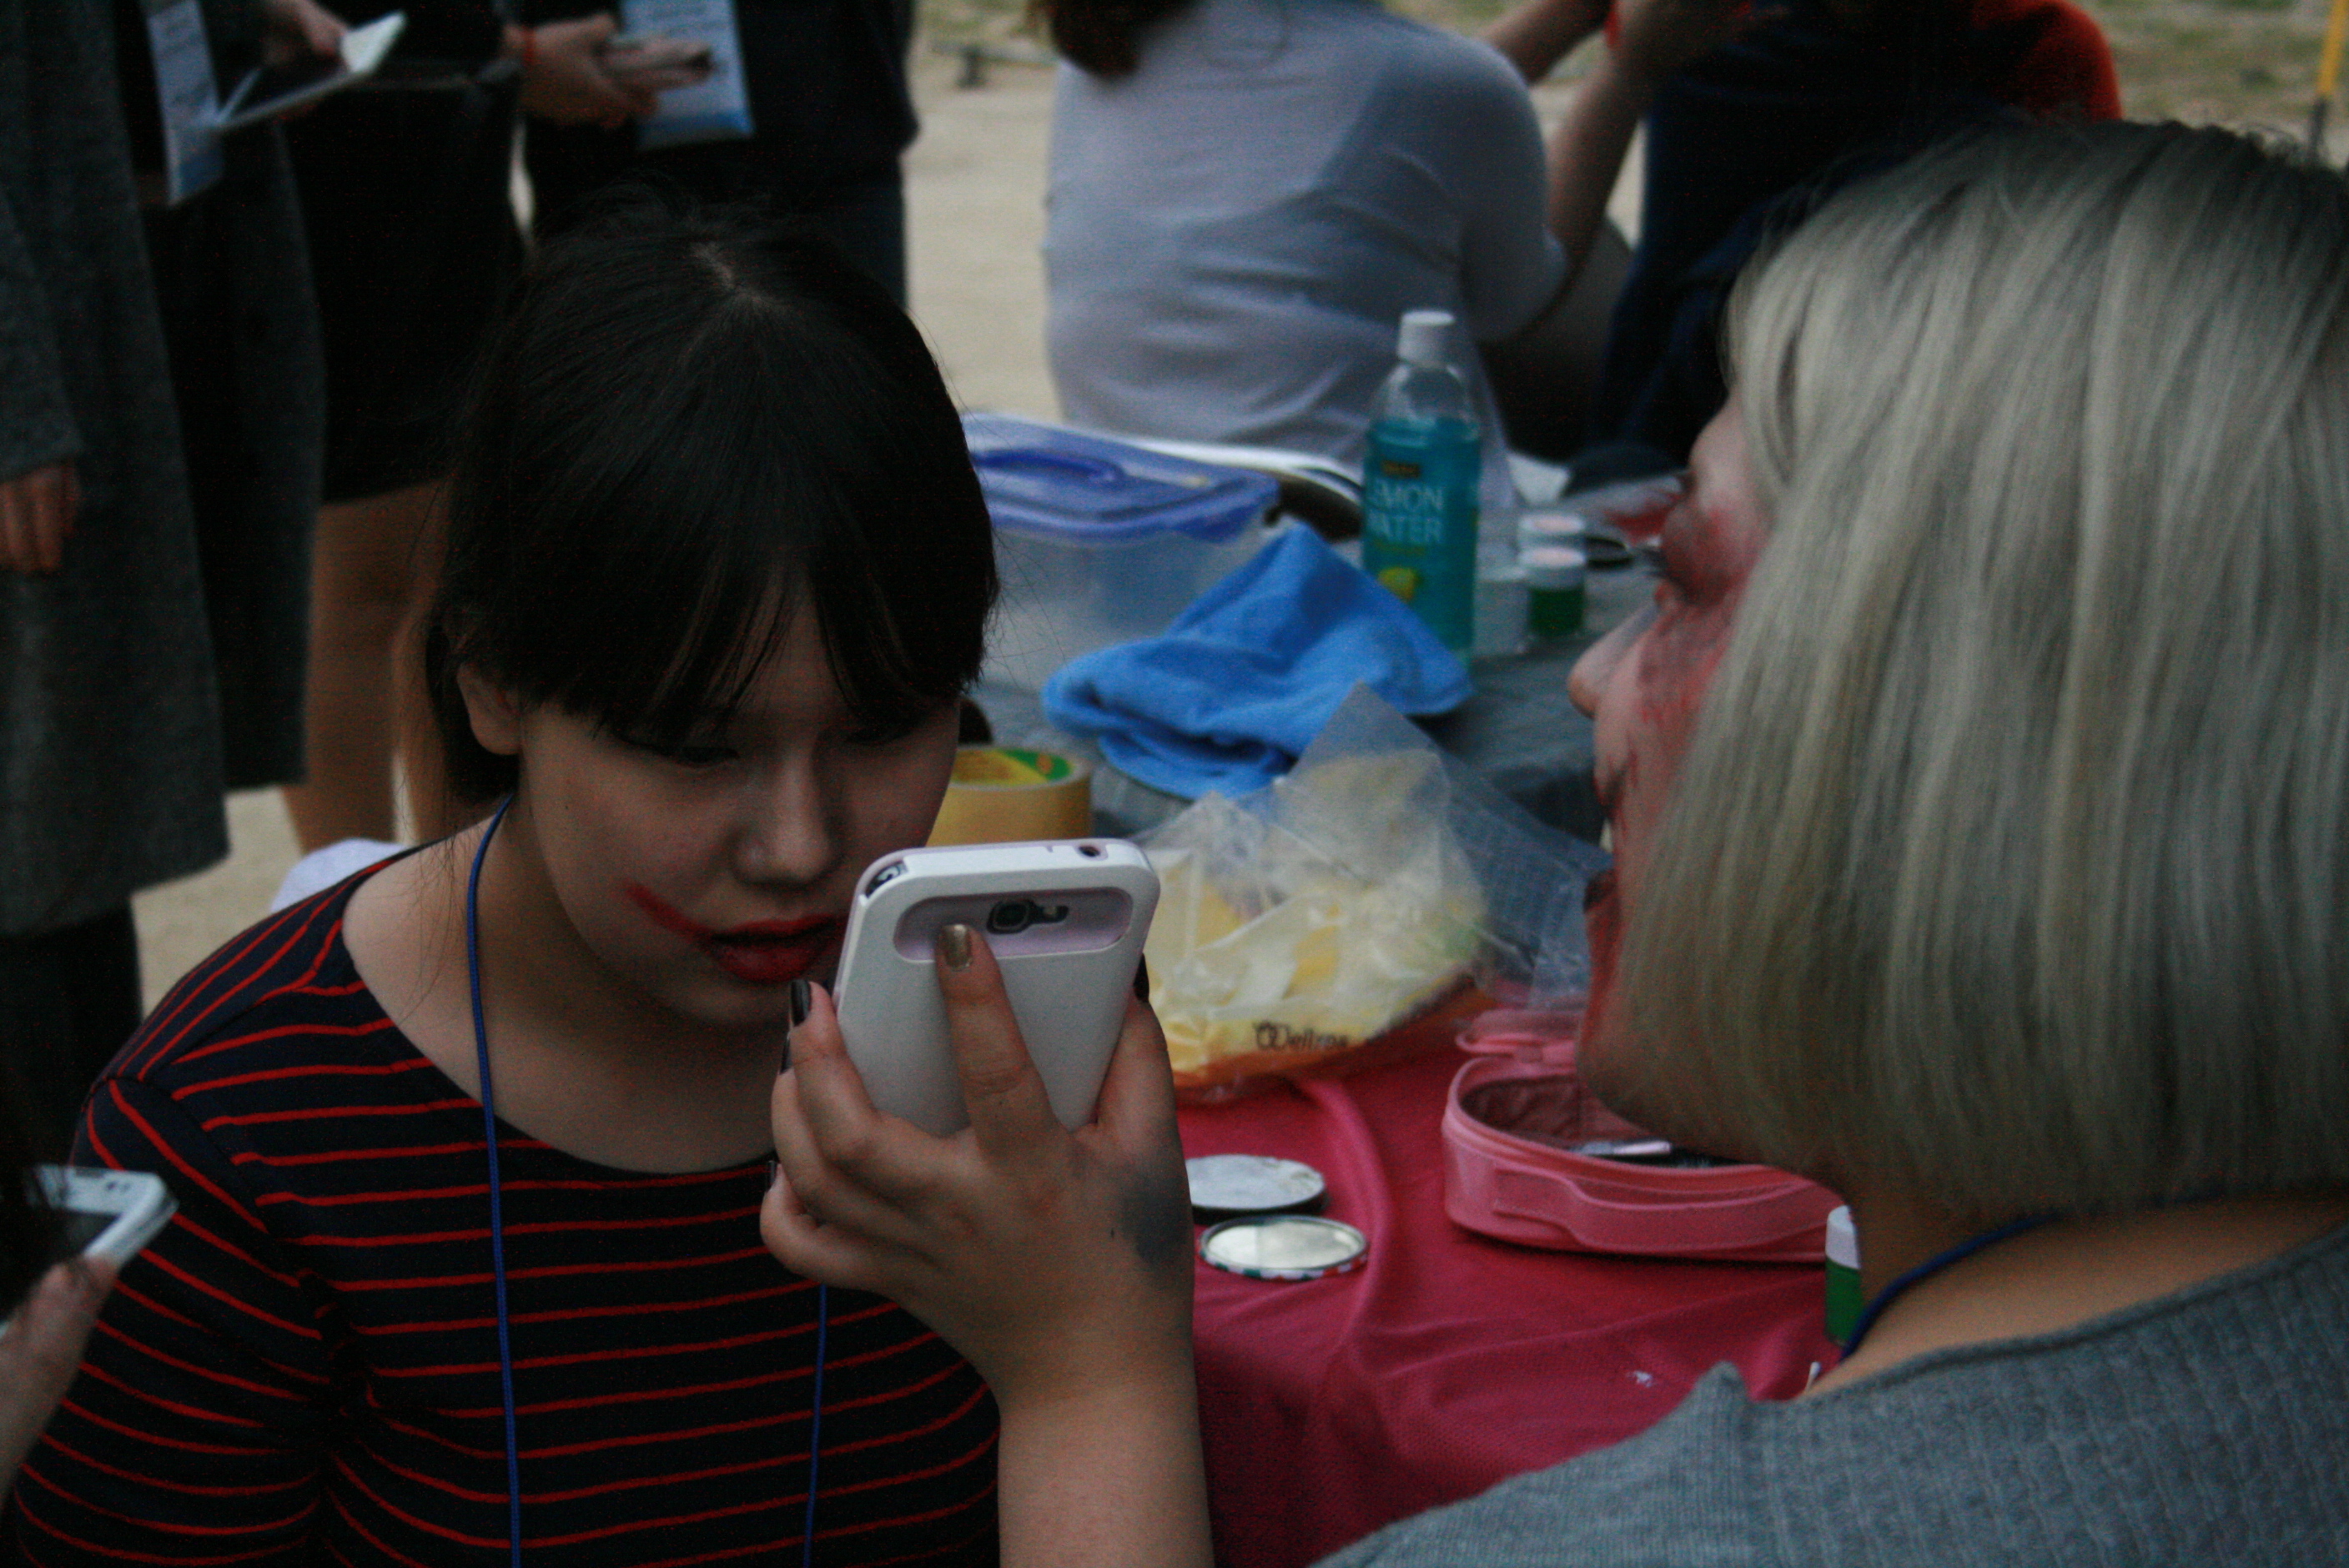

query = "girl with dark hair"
11;202;1003;1565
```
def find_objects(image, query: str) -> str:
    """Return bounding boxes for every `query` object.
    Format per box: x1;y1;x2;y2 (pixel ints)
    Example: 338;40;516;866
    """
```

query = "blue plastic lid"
963;414;1279;544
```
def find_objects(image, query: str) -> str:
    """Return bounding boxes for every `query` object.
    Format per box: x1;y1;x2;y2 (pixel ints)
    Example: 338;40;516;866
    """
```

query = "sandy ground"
128;50;1628;1010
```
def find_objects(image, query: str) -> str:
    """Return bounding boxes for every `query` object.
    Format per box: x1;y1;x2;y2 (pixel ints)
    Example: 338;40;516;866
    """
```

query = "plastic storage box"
964;415;1282;691
1441;1008;1839;1262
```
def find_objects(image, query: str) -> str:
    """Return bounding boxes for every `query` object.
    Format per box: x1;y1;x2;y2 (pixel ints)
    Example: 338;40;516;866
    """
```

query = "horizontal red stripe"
284;1207;764;1250
78;1362;270;1433
362;1279;804;1336
808;1468;999;1546
188;1017;403;1060
9;1485;303;1565
324;1492;445;1568
383;1322;809;1380
258;1178;755;1214
236;1139;499;1168
93;1317;316;1404
326;1455;512;1551
807;1375;991;1466
34;1433;303;1499
137;1239;318;1342
832;1511;998;1568
157;1208;308;1294
49;1395;289;1459
331;1243;777;1294
184;1054;439;1096
207;1098;482;1130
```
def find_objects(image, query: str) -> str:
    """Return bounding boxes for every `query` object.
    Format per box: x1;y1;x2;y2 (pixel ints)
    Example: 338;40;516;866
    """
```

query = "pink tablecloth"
1180;1043;1838;1568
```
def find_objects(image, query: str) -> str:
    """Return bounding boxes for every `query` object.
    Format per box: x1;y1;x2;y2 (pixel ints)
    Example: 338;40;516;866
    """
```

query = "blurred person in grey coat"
0;0;329;1158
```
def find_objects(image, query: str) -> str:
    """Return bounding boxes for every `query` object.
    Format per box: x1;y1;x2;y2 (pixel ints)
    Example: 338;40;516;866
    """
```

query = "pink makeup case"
1441;1009;1838;1263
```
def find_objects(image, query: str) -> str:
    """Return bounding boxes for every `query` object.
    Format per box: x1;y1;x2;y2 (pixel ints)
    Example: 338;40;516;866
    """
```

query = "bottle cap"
1199;1215;1369;1280
1396;309;1455;368
1823;1204;1864;1344
1187;1154;1328;1223
1520;544;1587;590
1518;508;1587;548
1826;1204;1859;1269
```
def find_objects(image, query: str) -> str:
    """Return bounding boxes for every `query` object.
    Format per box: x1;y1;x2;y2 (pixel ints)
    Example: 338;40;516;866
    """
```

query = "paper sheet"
143;0;223;204
623;0;753;148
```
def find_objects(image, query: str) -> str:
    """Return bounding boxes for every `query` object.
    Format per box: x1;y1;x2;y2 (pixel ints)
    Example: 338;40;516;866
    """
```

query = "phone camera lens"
986;900;1032;935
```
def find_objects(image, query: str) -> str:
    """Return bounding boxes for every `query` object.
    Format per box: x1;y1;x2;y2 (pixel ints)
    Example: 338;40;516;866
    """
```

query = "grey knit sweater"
1320;1223;2349;1566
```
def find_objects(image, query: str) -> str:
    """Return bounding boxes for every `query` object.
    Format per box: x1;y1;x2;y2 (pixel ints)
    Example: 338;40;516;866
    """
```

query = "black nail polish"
1133;954;1152;1003
787;977;810;1029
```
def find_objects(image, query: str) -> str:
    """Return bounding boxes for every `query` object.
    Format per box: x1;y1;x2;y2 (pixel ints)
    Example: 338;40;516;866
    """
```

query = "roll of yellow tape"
927;746;1094;846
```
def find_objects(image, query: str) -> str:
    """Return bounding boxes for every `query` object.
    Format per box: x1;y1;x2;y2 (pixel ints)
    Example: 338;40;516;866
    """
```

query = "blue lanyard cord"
465;796;831;1566
464;797;525;1568
802;1283;828;1568
1836;1212;2054;1359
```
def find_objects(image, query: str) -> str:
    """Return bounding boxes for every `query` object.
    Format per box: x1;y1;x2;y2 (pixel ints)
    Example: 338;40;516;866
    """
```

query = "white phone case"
832;840;1159;1136
32;1166;176;1267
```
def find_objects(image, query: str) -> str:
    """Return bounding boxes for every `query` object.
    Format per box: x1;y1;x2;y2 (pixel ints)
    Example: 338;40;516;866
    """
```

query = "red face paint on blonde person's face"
1568;405;1769;1078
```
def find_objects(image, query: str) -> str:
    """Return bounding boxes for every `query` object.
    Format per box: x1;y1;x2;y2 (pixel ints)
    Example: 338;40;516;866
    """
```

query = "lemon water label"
1361;417;1480;651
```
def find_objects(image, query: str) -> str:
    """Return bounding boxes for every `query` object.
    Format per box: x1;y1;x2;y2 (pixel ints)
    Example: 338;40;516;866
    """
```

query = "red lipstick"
624;884;843;987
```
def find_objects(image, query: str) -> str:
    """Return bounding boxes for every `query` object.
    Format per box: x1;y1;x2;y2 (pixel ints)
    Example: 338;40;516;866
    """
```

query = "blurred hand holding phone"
0;1169;170;1489
0;1167;172;1336
30;1167;175;1269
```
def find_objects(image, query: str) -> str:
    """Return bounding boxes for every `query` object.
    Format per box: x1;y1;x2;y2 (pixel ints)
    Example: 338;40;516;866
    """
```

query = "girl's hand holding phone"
764;927;1213;1568
766;923;1190;1404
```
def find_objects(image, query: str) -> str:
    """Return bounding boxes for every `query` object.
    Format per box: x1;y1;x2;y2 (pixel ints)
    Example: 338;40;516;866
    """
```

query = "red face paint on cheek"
1635;500;1763;747
1613;498;1674;544
626;882;715;943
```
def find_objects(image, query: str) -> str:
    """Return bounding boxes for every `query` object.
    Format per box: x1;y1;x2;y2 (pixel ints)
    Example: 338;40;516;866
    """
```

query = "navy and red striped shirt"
8;872;998;1565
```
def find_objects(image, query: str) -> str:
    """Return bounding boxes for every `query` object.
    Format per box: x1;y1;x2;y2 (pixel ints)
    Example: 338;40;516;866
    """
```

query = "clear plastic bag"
1140;686;1608;1098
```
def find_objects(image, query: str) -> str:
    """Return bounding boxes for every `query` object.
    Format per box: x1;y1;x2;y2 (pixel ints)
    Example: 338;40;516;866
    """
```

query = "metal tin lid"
1199;1215;1368;1280
1187;1154;1327;1223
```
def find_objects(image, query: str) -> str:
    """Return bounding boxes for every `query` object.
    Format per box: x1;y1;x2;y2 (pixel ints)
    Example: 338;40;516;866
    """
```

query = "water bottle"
1361;309;1480;651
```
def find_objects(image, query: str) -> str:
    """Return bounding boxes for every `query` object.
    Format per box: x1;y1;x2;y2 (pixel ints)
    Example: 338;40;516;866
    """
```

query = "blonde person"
762;120;2349;1565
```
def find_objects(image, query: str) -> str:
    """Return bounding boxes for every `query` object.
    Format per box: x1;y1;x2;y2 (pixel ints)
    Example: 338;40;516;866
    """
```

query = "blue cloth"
1041;526;1473;798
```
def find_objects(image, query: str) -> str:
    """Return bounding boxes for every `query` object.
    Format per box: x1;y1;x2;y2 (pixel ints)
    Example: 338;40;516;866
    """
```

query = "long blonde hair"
1619;123;2349;1219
